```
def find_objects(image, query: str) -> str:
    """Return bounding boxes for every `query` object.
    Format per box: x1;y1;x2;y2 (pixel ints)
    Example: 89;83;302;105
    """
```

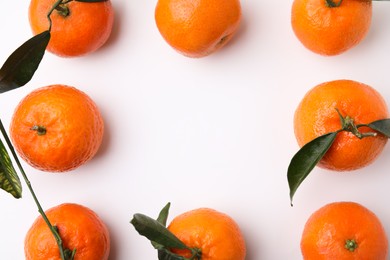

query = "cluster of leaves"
131;203;202;260
0;1;108;260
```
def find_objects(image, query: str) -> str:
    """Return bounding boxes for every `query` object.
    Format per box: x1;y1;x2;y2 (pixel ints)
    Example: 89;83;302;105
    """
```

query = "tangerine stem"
335;108;377;139
325;0;343;7
47;0;62;31
47;0;73;31
345;239;358;252
0;120;70;260
31;125;47;136
189;248;202;260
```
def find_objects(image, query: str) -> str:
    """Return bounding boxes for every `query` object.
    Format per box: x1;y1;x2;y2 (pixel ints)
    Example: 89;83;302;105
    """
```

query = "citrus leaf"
158;249;186;260
157;202;171;226
0;138;22;198
130;213;188;250
0;30;50;93
367;119;390;138
288;132;337;205
151;202;172;250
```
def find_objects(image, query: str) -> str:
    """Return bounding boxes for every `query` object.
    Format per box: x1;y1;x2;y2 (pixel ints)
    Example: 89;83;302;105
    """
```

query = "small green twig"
0;120;71;260
335;108;377;139
47;0;73;30
189;248;202;260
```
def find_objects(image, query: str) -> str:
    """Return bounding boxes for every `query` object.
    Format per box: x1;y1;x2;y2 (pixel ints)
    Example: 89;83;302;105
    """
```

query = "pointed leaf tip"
157;202;171;226
0;30;50;93
367;119;390;138
288;132;337;204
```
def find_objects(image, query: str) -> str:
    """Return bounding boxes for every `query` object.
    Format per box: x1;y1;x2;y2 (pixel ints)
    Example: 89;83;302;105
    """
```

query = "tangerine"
291;0;372;56
167;208;246;260
29;0;114;57
155;0;242;58
301;201;388;259
25;203;110;260
294;79;388;171
10;84;104;172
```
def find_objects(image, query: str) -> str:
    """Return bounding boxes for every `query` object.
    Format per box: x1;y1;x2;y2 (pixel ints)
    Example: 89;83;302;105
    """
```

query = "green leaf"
0;138;22;198
367;119;390;138
288;132;337;205
0;30;50;93
157;202;171;226
130;213;188;250
158;249;186;260
151;202;172;250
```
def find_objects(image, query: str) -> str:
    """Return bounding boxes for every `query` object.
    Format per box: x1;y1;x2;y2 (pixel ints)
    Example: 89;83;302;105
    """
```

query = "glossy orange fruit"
10;84;104;172
301;201;388;259
294;79;388;171
291;0;372;56
155;0;242;58
29;0;114;57
25;203;110;260
167;208;246;260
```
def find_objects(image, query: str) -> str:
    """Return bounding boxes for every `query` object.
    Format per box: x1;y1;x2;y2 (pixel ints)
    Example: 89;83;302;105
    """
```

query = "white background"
1;1;390;259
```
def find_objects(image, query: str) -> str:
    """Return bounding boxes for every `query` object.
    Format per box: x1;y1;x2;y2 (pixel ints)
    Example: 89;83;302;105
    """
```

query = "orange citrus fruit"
155;0;242;58
301;201;388;259
10;84;104;172
291;0;372;56
294;79;388;171
29;0;114;57
167;208;246;260
25;203;110;260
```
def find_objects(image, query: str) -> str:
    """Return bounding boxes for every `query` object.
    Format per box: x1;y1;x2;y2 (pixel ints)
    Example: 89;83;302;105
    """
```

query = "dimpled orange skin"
24;203;110;260
10;85;104;172
155;0;242;58
301;202;388;259
29;0;114;57
294;80;388;171
291;0;372;56
167;208;246;260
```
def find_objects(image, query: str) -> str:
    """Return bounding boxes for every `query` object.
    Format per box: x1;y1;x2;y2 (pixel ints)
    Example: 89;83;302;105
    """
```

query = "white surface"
1;1;390;259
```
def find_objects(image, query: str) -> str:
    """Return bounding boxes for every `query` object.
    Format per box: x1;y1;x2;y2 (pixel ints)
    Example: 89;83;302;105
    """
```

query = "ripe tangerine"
294;79;388;171
167;208;246;260
29;0;114;57
10;84;104;172
301;201;388;259
24;203;110;260
291;0;372;56
155;0;242;58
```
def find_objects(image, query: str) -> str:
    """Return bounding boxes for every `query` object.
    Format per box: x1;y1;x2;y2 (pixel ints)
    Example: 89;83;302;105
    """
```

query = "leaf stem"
47;0;73;31
189;248;202;260
335;108;377;139
0;120;70;260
